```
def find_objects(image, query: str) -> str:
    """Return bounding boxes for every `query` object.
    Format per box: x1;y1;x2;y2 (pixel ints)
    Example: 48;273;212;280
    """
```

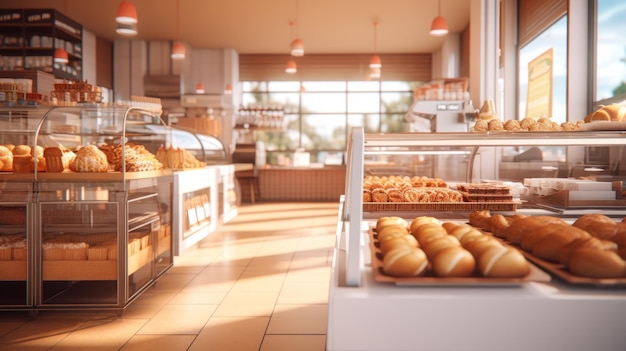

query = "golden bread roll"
409;216;439;235
573;213;617;240
376;216;408;232
557;237;618;266
505;216;567;244
12;155;34;173
413;224;447;245
601;103;625;121
458;229;486;246
12;145;31;156
490;214;516;238
0;145;13;171
478;246;530;278
611;226;626;247
447;223;481;241
431;247;476;277
421;235;461;260
70;145;109;173
468;210;492;230
382;247;429;277
568;248;626;278
520;223;569;251
462;235;503;258
376;225;409;242
531;227;591;262
379;235;419;255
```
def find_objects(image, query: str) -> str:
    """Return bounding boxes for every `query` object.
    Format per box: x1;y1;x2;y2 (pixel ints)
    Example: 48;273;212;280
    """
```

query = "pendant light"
224;84;233;94
116;23;137;36
430;0;449;36
285;58;297;74
171;0;186;60
290;0;304;56
195;83;205;94
116;1;138;25
54;0;69;64
369;67;381;80
369;21;382;69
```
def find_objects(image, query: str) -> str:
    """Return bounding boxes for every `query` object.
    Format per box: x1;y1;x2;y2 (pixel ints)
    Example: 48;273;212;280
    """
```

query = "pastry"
431;247;476;277
376;216;408;233
379;235;419;255
505;216;567;244
71;145;109;173
421;235;460;260
557;237;618;266
568;248;626;278
531;227;591;262
573;213;617;240
477;246;530;278
43;147;64;172
382;247;429;277
0;145;13;171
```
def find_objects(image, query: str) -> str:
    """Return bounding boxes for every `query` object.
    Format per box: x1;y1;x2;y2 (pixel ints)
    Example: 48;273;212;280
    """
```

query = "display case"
0;104;173;312
327;127;626;351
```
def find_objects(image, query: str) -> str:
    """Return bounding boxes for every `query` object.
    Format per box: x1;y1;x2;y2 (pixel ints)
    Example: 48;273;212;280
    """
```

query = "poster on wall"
525;48;553;119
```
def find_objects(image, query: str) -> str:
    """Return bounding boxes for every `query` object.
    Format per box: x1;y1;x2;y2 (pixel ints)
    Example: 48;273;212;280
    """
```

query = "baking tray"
369;227;550;286
364;201;519;212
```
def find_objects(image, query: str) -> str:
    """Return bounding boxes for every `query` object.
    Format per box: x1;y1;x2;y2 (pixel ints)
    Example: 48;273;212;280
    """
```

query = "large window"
518;15;568;124
595;0;626;104
241;81;417;165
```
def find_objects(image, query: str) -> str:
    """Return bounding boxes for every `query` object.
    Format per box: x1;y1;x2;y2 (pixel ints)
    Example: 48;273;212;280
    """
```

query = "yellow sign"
526;48;553;119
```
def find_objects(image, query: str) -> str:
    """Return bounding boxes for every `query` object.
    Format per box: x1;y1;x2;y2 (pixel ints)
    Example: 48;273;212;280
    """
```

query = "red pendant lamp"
54;0;70;64
116;1;138;25
290;0;304;57
369;21;382;69
171;0;186;60
195;83;205;94
285;58;297;74
430;0;449;36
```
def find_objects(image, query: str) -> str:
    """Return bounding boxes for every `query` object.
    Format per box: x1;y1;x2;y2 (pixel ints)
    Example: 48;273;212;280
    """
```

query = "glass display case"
327;127;626;351
0;104;174;312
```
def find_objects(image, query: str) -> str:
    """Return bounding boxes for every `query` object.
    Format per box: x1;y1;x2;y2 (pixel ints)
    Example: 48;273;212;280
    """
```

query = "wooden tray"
369;227;550;286
364;201;519;212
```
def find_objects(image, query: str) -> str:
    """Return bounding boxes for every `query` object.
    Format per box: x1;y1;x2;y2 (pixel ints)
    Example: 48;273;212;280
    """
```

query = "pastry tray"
364;201;519;212
368;227;550;286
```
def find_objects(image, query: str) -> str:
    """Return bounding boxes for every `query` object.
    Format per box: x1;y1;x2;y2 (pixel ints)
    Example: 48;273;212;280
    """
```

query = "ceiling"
0;0;471;55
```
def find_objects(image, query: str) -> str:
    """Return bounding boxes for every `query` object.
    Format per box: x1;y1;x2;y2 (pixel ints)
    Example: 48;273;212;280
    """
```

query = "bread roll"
409;216;439;235
0;145;13;171
12;145;31;156
70;145;109;173
532;227;590;262
490;214;514;238
462;235;503;258
421;235;460;260
431;247;476;277
505;216;567;244
376;225;409;242
413;224;447;245
376;216;408;232
379;235;419;255
568;248;626;278
458;229;486;246
478;246;530;278
520;223;569;251
557;237;618;266
382;247;429;277
573;213;617;240
468;210;492;231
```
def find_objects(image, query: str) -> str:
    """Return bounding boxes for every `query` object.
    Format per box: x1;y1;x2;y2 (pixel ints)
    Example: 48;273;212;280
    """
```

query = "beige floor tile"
260;334;327;351
285;266;332;283
277;282;330;304
119;334;196;351
230;272;286;293
148;273;196;293
213;291;279;317
188;316;269;351
0;321;25;339
138;304;216;335
181;266;245;293
168;291;226;305
267;304;328;335
49;317;148;351
0;317;85;351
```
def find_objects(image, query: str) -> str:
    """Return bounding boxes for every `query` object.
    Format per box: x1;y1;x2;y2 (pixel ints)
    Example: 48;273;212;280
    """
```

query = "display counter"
327;127;626;351
0;104;173;313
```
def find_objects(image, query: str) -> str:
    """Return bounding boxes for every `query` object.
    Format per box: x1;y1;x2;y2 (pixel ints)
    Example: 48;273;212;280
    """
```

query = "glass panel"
302;81;346;92
268;92;300;113
301;114;346;150
348;81;380;91
268;81;300;92
242;81;267;92
348;114;380;133
380;114;407;133
381;81;413;91
302;93;347;113
381;92;413;113
40;201;119;305
348;92;380;113
595;0;626;102
518;16;568;123
0;203;29;305
257;114;300;151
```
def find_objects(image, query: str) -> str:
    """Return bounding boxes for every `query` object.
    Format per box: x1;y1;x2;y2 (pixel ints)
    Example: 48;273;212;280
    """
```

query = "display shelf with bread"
327;127;626;351
0;103;175;312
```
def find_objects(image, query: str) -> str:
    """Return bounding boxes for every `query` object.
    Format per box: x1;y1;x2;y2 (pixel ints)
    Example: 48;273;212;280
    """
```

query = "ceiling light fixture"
116;1;138;25
290;0;304;56
195;83;205;94
171;0;186;60
225;84;233;94
54;47;69;64
369;67;381;80
285;58;297;74
369;20;382;69
55;0;70;64
430;0;449;36
116;23;137;36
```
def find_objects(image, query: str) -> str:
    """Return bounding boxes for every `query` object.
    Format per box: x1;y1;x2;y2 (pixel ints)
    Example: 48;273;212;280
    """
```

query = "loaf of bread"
431;246;476;277
573;213;617;240
376;224;410;242
556;237;618;265
568;248;626;278
421;235;460;260
505;216;567;244
379;234;419;255
0;145;13;171
382;247;429;277
531;226;591;262
477;246;530;278
585;103;626;122
376;216;409;233
70;145;109;173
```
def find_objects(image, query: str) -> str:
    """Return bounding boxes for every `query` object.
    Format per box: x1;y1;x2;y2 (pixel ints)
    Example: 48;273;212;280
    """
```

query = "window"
518;15;568;124
594;0;626;104
241;80;418;165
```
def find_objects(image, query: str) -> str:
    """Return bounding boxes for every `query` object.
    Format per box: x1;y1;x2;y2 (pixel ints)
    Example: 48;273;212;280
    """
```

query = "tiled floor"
0;202;338;351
